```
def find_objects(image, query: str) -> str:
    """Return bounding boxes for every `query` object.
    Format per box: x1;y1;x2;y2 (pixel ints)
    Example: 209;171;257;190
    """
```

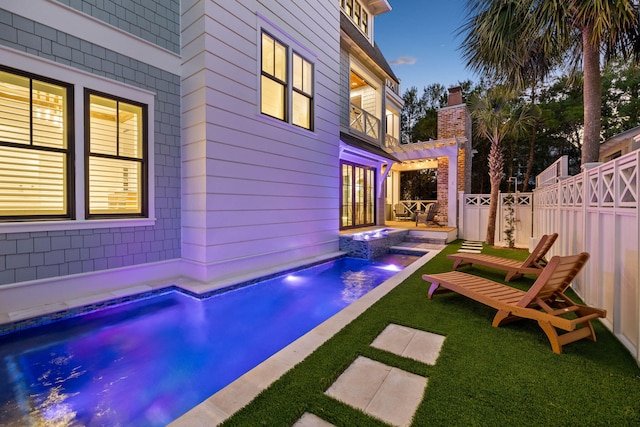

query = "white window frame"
0;45;156;233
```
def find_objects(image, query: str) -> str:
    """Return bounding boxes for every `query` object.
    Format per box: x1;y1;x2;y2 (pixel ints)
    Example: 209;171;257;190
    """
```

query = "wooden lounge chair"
394;203;411;221
415;202;441;227
447;233;558;281
423;252;606;354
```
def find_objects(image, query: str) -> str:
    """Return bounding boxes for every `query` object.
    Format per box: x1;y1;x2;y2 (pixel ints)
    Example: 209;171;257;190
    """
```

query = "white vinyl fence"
459;192;533;248
534;154;640;364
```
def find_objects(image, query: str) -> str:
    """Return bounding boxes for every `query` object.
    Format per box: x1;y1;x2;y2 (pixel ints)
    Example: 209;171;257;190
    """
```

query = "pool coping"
167;247;443;426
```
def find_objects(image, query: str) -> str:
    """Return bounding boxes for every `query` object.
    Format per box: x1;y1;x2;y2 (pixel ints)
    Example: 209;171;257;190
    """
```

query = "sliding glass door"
340;161;375;229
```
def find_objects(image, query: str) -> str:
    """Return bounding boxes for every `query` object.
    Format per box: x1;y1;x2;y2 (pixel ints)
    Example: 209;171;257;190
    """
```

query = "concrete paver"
293;413;335;427
325;356;427;427
371;323;445;365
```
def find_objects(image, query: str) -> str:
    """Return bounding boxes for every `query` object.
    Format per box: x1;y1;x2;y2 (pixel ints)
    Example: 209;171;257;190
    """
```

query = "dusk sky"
375;0;477;93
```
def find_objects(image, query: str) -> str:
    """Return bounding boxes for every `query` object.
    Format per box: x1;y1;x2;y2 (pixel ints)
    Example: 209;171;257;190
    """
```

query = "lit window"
292;53;313;129
341;0;369;36
354;2;361;26
345;0;353;16
261;32;287;121
361;10;368;34
261;31;314;130
86;91;146;217
0;67;72;219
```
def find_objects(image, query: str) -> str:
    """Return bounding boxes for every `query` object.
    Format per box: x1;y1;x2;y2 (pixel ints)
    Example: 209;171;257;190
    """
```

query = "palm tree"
470;87;537;245
460;0;639;166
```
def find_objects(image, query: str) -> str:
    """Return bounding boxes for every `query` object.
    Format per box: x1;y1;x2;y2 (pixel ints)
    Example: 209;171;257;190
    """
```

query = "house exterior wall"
53;0;180;54
0;2;181;286
180;0;342;283
339;48;351;130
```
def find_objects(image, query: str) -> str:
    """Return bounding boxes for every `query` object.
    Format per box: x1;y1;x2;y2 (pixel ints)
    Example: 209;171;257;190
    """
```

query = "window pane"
261;75;285;120
302;60;313;94
262;33;274;75
32;80;66;149
293;54;302;90
89;157;141;214
293;53;313;96
274;41;287;81
292;91;310;129
0;145;66;216
119;102;143;159
0;71;30;145
89;95;118;156
341;164;353;227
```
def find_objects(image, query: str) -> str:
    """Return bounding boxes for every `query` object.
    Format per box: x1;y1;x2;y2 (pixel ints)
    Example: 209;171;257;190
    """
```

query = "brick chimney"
436;85;473;217
447;86;463;106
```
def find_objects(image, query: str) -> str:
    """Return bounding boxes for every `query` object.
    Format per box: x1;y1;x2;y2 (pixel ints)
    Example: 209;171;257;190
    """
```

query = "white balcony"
350;103;380;141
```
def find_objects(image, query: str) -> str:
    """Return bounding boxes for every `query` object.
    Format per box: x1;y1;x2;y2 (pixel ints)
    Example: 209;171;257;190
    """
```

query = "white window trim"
0;45;156;233
255;13;318;137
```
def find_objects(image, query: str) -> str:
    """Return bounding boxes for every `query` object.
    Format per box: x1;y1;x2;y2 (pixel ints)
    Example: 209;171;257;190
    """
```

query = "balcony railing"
385;134;399;150
385;78;399;96
350;104;379;141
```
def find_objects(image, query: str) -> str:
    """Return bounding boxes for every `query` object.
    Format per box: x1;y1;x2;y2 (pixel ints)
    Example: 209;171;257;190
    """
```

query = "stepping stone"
325;356;426;427
459;240;483;253
371;323;445;365
293;413;335;427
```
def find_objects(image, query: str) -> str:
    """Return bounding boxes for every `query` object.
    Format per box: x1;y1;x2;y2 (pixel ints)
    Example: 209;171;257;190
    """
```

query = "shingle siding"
54;0;180;54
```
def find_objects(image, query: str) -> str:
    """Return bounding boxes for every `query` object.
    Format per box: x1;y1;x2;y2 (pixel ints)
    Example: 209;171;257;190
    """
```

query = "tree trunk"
522;125;536;192
485;138;503;245
582;24;602;165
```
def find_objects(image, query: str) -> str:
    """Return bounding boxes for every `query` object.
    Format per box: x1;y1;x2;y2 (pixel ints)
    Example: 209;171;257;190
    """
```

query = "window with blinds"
0;68;72;219
86;91;146;217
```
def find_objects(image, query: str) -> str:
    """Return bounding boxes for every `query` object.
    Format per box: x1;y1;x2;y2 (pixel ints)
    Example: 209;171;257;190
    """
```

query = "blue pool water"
0;257;405;426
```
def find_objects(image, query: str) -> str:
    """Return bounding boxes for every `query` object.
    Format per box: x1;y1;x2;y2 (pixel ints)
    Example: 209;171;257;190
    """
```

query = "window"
0;67;73;220
354;2;361;26
341;0;369;36
261;32;287;121
292;53;313;129
345;0;353;16
361;10;368;33
261;31;314;130
86;90;147;217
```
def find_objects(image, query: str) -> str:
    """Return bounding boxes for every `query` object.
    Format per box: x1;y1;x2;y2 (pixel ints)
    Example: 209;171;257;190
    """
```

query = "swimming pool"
0;256;407;426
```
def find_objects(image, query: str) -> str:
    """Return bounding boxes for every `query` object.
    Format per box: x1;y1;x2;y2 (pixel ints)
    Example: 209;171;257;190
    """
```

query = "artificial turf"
221;241;640;426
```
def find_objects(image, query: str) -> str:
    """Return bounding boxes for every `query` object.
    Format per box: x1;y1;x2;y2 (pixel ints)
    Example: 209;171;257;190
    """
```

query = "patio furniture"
393;203;411;221
423;252;606;354
447;233;558;281
415;202;441;227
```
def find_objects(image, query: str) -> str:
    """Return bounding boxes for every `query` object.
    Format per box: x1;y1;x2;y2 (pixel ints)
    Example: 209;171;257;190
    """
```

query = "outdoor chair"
415;202;441;227
422;252;606;354
447;233;558;281
393;203;411;221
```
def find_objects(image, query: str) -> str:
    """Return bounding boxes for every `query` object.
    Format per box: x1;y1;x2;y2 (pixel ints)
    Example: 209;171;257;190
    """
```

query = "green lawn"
222;242;640;426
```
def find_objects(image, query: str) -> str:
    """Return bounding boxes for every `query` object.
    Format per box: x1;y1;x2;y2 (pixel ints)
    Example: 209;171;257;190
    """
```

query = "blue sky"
375;1;477;93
